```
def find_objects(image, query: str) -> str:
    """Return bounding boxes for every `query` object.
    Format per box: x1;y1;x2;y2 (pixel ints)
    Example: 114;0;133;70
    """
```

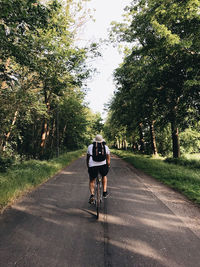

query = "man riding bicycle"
86;134;111;204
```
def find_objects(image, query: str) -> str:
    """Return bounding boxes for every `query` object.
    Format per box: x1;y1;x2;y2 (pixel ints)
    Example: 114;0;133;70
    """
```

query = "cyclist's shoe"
103;191;109;198
88;194;95;204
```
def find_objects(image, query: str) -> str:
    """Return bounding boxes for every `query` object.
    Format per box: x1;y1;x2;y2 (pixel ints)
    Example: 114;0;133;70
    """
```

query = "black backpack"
92;142;106;162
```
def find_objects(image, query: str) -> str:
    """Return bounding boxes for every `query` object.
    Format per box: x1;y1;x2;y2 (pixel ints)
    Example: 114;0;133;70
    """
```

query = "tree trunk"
1;58;11;90
123;138;127;150
139;123;145;153
131;136;137;151
2;110;18;151
149;121;157;155
50;119;56;149
117;138;121;149
40;89;50;152
40;121;49;149
60;124;67;147
122;137;124;149
171;120;180;158
117;139;120;149
114;138;118;148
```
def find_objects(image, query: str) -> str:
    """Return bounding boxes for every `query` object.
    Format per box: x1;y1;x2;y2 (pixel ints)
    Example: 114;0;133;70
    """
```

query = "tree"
0;0;98;161
109;0;200;157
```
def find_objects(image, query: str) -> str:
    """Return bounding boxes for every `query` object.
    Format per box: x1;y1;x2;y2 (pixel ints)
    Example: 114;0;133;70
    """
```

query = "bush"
180;128;200;153
0;155;14;172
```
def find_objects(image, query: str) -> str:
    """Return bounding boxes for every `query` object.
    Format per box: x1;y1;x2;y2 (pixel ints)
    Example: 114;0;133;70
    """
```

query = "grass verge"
164;156;200;169
112;149;200;205
0;149;85;213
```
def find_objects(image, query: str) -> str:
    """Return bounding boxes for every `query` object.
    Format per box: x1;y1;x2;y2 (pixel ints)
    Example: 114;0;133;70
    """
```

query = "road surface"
1;154;200;267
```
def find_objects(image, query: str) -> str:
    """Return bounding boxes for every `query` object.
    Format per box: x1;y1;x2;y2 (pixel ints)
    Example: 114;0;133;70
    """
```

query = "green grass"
185;153;200;160
0;149;85;212
112;149;200;205
164;156;200;169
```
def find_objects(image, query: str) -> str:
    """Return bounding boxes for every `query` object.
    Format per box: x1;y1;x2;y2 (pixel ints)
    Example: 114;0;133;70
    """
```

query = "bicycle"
94;172;102;219
89;169;109;219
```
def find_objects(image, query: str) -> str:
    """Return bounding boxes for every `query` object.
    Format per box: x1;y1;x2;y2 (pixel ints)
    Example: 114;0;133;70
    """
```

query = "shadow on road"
1;156;200;267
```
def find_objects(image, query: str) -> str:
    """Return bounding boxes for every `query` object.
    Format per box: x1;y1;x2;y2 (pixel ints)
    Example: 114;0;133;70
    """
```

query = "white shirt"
87;143;110;167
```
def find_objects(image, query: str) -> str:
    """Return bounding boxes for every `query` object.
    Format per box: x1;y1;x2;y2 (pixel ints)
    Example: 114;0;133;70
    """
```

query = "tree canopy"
1;0;199;165
0;0;101;163
106;0;200;157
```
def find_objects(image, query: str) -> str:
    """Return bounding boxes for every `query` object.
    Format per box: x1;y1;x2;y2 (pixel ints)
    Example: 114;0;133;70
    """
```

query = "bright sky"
79;0;131;119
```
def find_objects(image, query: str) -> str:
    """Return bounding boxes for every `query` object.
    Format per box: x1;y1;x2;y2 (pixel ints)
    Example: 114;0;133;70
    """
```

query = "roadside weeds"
0;149;85;213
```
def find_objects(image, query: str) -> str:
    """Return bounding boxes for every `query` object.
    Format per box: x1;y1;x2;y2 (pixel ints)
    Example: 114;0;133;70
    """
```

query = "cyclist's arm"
106;154;111;167
86;153;90;168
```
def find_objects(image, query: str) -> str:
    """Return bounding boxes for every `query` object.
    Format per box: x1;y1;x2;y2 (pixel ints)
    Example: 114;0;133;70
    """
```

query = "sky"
79;0;131;119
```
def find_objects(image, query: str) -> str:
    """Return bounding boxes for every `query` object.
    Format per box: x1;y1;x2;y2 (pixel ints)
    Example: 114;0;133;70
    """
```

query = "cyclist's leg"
99;164;109;195
88;178;95;204
102;176;107;192
88;166;98;194
88;166;98;203
89;179;95;195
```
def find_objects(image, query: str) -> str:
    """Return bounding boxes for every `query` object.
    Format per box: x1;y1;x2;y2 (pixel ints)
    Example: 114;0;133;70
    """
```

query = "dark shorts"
88;164;109;181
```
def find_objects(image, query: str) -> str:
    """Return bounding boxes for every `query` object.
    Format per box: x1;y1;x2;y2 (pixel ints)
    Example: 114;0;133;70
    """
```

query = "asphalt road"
1;154;200;267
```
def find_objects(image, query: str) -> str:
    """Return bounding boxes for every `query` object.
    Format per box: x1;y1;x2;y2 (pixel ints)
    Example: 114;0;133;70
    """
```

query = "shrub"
0;155;14;172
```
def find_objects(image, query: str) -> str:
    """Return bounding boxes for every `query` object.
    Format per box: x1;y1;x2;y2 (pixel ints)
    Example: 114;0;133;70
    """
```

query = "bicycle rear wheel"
96;181;100;219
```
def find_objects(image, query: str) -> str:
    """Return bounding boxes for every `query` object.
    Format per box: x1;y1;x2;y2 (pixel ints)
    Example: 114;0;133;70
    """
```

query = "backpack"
92;142;106;162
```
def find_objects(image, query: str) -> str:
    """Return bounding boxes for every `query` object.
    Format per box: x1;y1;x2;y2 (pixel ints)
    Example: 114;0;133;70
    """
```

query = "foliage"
154;123;172;156
180;127;200;153
85;110;104;145
0;154;13;172
0;0;100;160
107;0;200;157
